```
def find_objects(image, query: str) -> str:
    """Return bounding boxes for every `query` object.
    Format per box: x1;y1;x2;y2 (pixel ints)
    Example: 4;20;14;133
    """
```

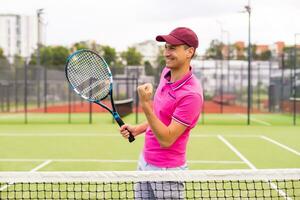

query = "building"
191;59;281;95
132;40;160;67
0;14;40;63
269;41;285;57
256;44;269;55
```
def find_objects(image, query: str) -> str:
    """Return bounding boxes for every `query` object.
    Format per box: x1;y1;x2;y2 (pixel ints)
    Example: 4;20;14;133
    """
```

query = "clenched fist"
137;83;153;103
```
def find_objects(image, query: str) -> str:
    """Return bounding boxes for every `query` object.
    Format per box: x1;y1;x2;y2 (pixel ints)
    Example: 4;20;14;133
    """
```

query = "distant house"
132;40;160;67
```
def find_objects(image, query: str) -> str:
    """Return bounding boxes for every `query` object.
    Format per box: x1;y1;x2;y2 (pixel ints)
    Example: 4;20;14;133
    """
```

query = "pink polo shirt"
143;67;203;168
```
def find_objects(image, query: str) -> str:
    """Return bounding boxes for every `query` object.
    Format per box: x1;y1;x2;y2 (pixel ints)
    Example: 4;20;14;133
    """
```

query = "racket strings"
67;51;111;100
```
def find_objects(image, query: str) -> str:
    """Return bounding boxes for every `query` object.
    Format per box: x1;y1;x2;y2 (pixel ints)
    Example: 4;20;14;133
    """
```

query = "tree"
0;48;10;69
155;47;166;84
282;47;298;69
52;46;70;67
72;42;89;51
101;45;117;66
121;47;143;65
249;44;258;60
205;39;223;59
13;54;25;68
259;50;271;60
29;45;70;69
144;61;154;75
0;48;4;58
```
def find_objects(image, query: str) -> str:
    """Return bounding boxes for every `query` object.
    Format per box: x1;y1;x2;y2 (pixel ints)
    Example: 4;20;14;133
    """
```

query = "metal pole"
293;33;299;125
217;21;224;113
280;54;284;112
257;64;261;110
245;1;252;125
24;60;28;124
36;9;43;108
269;59;272;112
135;76;139;124
15;68;18;112
68;86;71;123
44;67;47;113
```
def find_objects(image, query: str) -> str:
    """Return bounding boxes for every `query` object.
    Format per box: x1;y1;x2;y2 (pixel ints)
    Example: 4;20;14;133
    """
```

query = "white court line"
0;133;261;138
0;158;244;164
218;135;256;170
0;160;52;192
261;136;300;156
218;135;292;200
30;160;52;172
0;114;23;119
236;114;271;126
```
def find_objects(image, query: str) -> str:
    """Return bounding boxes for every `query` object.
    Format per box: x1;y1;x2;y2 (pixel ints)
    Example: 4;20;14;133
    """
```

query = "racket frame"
65;49;135;142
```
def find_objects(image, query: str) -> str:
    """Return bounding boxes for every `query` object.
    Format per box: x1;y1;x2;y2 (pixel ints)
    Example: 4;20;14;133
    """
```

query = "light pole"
245;1;252;125
37;9;44;67
36;9;44;108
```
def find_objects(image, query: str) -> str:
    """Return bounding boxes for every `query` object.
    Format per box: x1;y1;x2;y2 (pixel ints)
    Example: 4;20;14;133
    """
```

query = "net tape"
0;169;299;200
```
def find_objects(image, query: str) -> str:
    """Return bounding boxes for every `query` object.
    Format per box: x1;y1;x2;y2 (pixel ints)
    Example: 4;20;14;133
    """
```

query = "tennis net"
0;169;300;199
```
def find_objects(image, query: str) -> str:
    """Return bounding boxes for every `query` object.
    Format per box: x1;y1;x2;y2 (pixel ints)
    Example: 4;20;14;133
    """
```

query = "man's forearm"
141;102;171;147
134;121;149;135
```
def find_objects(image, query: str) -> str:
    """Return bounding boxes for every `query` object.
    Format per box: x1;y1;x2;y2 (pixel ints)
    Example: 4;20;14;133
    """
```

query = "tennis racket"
65;49;135;143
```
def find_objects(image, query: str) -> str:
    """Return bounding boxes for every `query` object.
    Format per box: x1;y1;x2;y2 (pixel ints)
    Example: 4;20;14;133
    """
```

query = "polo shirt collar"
164;67;193;90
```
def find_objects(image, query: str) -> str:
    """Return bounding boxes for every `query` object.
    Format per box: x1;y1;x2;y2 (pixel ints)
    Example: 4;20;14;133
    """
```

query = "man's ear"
186;47;195;59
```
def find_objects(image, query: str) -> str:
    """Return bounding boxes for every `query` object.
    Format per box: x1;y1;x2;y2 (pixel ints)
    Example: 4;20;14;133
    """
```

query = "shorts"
135;154;188;200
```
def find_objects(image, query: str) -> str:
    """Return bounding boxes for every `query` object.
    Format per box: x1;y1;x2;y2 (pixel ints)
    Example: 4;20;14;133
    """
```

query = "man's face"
163;43;194;69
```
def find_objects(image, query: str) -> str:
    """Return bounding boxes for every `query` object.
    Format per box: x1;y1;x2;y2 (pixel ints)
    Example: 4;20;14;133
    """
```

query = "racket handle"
114;113;135;143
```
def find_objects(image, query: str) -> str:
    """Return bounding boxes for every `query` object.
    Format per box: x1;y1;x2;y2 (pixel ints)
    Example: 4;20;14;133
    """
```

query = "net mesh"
0;169;299;200
66;50;112;101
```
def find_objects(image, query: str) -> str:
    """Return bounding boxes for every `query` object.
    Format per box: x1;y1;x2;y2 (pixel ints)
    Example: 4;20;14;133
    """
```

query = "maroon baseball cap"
156;27;198;49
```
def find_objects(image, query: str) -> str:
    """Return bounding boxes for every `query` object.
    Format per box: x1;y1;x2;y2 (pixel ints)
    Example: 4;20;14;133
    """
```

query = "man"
120;27;203;199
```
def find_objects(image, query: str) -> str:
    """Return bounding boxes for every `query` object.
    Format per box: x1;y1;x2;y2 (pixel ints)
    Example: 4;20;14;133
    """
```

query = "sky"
0;0;299;54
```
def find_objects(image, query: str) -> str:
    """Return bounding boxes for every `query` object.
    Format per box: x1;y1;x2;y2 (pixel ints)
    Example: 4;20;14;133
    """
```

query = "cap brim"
156;35;184;45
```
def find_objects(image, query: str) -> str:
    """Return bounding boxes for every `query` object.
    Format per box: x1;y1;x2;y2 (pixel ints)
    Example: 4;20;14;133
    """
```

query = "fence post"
135;76;139;124
24;61;28;124
44;67;47;113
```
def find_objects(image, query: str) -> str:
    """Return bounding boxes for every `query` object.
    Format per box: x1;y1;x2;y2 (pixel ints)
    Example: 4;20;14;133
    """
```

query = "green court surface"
0;112;299;126
0;113;299;171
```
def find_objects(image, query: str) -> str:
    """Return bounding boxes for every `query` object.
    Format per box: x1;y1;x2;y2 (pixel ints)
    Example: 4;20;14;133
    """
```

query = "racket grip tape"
114;113;135;143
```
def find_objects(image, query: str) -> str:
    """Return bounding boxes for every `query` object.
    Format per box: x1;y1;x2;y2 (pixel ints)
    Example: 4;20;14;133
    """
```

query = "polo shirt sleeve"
172;94;203;127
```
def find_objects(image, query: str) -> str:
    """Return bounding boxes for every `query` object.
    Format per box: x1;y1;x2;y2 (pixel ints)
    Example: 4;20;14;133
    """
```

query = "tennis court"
0;113;299;172
0;113;300;199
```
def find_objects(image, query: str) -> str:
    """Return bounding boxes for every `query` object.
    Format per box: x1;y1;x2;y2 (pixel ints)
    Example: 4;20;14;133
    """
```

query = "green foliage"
73;42;89;50
144;61;154;75
0;48;10;69
13;55;25;68
29;45;70;69
156;47;165;68
0;48;4;58
259;50;271;60
205;39;223;59
101;45;117;66
282;46;300;69
52;46;70;66
121;47;142;65
155;47;166;83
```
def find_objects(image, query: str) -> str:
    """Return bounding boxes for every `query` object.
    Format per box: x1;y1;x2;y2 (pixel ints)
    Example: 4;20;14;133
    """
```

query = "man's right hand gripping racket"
65;49;135;143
